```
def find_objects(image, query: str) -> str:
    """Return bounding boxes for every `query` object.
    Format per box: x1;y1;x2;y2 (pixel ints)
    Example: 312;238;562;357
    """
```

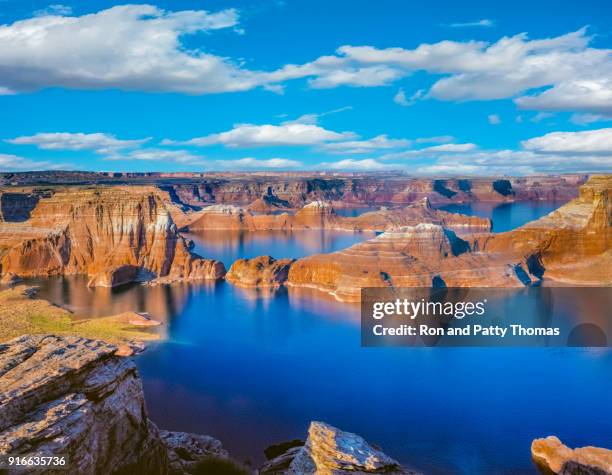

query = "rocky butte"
287;176;611;301
185;198;491;234
0;186;225;287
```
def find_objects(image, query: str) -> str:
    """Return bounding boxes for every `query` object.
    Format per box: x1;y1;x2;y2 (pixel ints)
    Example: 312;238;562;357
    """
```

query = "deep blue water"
436;201;567;232
28;201;612;474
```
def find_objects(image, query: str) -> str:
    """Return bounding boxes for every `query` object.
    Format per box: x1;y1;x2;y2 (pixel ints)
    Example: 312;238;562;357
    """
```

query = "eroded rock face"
0;186;225;286
262;421;417;474
187;198;490;234
287;176;611;301
531;436;612;474
288;223;525;302
482;175;612;285
0;334;168;474
226;256;295;288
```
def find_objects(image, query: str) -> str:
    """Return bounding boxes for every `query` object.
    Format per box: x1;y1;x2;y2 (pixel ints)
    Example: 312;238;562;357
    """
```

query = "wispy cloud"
0;153;73;171
34;4;73;17
393;88;424;107
488;114;501;125
445;19;494;28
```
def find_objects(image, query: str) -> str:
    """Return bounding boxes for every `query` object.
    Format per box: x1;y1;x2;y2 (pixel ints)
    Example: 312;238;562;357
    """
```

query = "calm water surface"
28;202;612;474
436;201;567;232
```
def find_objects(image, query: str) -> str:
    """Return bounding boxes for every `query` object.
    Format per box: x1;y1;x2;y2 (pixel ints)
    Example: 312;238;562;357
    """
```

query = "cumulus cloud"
0;5;262;94
521;128;612;154
214;157;302;169
1;8;610;114
164;123;355;147
6;132;149;153
488;114;501;125
414;135;455;144
0;153;72;170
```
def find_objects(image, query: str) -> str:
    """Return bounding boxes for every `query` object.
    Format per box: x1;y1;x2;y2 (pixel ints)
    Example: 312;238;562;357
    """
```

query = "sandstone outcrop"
287;176;611;301
261;421;417;474
0;186;225;286
0;334;169;474
187;198;490;234
481;175;611;285
226;256;295;288
288;223;527;302
531;436;612;474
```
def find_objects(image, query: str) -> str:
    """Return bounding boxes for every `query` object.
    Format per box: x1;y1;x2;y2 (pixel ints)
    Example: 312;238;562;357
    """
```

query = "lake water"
436;201;567;232
26;201;612;474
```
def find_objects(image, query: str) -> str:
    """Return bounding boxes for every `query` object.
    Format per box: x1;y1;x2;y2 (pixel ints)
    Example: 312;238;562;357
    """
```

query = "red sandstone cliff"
0;186;225;286
287;176;611;301
186;198;491;234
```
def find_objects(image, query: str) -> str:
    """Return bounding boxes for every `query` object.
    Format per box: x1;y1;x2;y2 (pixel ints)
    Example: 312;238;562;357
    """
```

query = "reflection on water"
23;212;611;474
184;229;375;266
28;274;612;474
334;206;381;217
436;201;566;232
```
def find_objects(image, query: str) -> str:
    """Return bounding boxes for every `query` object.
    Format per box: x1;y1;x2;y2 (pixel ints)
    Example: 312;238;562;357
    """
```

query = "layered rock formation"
0;186;225;286
287;223;526;302
226;256;295;288
1;172;585;207
481;174;611;284
287;176;611;301
0;335;168;474
261;421;416;474
531;436;611;474
187;198;490;234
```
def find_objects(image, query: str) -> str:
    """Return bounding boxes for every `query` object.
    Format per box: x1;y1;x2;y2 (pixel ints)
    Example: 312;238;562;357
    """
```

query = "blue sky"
0;0;611;174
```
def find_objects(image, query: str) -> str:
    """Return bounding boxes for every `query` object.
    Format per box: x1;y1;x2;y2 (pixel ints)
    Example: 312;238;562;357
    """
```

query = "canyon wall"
286;176;611;301
0;172;586;207
186;198;491;233
0;186;225;286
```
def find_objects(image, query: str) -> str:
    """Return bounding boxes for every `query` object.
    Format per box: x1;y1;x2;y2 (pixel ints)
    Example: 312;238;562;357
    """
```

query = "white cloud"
393;88;424;106
105;149;206;164
316;158;393;171
1;9;609;115
34;4;73;17
414;149;611;175
422;143;477;152
488;114;501;125
531;112;554;123
521;128;612;154
6;132;149;153
446;19;494;28
34;3;72;16
0;153;72;170
165;123;355;148
0;5;264;94
570;113;612;125
320;135;411;154
214;157;302;169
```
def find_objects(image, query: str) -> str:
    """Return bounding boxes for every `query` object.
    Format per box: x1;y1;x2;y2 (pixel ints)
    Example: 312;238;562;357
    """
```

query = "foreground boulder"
0;334;168;474
261;421;418;474
532;436;612;474
161;430;229;474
